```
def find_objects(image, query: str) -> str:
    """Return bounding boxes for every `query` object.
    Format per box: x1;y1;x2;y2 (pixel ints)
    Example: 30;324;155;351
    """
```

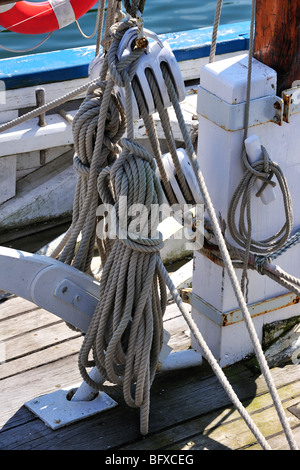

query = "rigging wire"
0;32;52;52
75;1;103;40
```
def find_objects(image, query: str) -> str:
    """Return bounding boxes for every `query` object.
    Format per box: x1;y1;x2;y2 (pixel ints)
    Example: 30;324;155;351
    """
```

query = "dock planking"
0;295;300;450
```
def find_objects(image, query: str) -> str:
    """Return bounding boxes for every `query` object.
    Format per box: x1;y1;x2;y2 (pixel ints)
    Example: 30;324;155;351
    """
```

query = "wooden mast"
254;0;300;94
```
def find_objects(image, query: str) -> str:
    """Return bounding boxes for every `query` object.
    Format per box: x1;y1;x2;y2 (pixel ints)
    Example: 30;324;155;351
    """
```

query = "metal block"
25;385;118;430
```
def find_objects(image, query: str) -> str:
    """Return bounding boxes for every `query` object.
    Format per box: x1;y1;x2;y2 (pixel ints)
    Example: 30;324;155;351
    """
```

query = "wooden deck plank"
0;362;236;450
167;399;300;450
0;298;192;426
0;309;63;342
0;353;247;449
0;336;83;380
3;319;80;360
1;293;299;450
0;297;40;320
122;381;300;451
247;425;300;450
1;358;299;450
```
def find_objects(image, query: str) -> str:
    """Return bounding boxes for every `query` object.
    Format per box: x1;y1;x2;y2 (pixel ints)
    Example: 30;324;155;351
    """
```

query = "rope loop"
107;19;147;88
123;0;146;16
73;155;90;177
242;144;277;193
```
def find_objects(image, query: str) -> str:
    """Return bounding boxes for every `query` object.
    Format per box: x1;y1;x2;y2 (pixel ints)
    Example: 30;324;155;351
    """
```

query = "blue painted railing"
0;22;250;90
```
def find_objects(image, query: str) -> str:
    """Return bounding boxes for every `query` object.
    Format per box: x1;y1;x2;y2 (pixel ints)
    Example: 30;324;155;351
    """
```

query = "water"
0;1;252;60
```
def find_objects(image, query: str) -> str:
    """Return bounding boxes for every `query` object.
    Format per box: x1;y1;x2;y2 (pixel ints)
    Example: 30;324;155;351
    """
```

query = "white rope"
0;32;52;52
75;1;102;40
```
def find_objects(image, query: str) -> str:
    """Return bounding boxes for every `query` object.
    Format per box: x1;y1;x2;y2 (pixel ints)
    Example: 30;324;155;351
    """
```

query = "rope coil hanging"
52;12;169;435
79;138;167;435
227;144;293;255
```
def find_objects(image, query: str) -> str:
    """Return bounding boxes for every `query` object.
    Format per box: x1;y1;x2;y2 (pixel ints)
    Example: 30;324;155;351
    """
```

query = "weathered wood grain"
1;294;299;450
254;0;300;93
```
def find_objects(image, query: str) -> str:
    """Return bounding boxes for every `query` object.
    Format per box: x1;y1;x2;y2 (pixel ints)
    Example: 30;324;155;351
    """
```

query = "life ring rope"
0;0;99;35
0;5;54;33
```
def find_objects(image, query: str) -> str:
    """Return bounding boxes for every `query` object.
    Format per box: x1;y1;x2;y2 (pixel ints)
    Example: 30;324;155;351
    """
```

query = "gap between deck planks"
1;296;300;450
0;296;190;426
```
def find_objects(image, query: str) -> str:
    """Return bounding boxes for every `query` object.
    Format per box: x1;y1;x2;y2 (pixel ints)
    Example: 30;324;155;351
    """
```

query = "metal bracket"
25;386;118;430
282;86;300;123
54;278;98;317
197;86;284;131
182;288;300;327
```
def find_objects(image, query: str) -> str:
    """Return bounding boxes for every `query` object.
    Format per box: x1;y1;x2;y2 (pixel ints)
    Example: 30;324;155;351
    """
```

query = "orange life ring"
0;0;99;34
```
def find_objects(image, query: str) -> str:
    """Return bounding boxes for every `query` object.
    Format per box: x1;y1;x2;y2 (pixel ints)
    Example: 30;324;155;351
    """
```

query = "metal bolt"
273;100;282;110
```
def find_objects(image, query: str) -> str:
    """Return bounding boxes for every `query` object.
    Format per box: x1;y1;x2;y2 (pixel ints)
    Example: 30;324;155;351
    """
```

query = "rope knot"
72;82;126;176
107;20;146;89
97;137;164;253
254;255;271;274
123;0;146;17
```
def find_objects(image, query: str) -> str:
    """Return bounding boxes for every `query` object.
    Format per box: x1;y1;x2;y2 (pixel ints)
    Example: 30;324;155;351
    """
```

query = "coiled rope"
227;145;294;294
79;138;167;435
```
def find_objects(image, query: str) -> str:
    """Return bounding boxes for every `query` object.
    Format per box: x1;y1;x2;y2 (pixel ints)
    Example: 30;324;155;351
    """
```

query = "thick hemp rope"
78;137;167;436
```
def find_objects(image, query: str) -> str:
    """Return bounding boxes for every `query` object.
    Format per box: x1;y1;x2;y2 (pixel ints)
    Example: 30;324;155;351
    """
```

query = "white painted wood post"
0;156;16;205
191;54;300;366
